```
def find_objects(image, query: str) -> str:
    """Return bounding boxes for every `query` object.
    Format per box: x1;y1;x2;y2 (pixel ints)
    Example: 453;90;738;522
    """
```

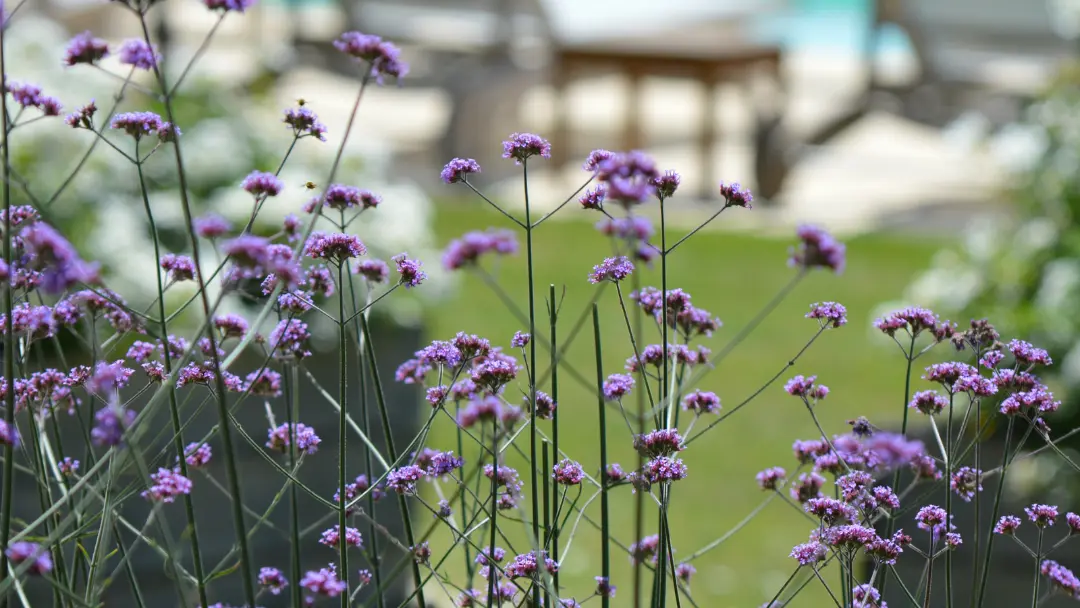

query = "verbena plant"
1;2;1079;607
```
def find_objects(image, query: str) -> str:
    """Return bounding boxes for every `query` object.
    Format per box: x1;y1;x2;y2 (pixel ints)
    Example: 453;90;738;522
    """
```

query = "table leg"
700;74;719;200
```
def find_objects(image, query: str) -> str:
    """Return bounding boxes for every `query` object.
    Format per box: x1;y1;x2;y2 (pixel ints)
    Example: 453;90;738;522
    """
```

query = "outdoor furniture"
549;39;784;199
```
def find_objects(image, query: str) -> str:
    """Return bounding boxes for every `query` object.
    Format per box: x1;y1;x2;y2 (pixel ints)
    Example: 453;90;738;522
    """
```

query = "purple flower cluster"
502;132;551;164
442;228;518;270
118;39;160;70
4;542;52;575
141;467;193;503
241;170;283;197
304;231;366;263
806;301;847;328
789;224;845;273
283;106;328;140
333;31;408;83
64;31;109;66
552;459;585;485
588;256;634;283
266;422;321;454
441;157;481;184
392;253;426;287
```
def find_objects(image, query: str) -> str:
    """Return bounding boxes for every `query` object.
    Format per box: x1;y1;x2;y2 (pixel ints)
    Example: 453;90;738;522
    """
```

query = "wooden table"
550;36;783;199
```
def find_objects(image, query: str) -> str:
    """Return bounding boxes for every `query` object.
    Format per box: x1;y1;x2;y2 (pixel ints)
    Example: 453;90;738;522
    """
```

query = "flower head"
118;39;160;70
602;373;634;400
393;253;426;287
1026;503;1059;528
588;256;634;283
305;232;366;263
258;567;288;595
241;171;283;197
193;213;232;238
441;158;481;183
266;422;320;454
4;541;52;575
283;106;328;140
719;181;753;208
141;467;193;503
806;301;847;328
789;224;845;273
333;31;408;83
64;31;109;66
552;459;585;485
502;132;551;164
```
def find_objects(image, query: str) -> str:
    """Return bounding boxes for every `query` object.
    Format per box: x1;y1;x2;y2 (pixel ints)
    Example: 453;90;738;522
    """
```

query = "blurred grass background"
420;201;942;607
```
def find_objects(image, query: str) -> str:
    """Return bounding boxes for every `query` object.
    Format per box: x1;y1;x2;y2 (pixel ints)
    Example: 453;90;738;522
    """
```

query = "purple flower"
418;340;463;368
266;422;320;454
392;253;426;287
789;224;845;273
258;567;288;595
923;361;979;387
141;467;193;503
471;358;518;392
442;228;518;270
579;185;606;210
852;584;884;607
916;505;947;531
596;575;616;598
4;541;52;575
1000;386;1060;415
1008;339;1052;367
268;319;310;359
526;390;556;419
193;213;232;238
784;375;829;400
333;31;408;83
283;106;327;140
204;0;256;11
182;442;212;468
1042;560;1080;597
719;181;753;208
682;390;721;414
65;100;97;129
354;259;389;283
118;39;160;70
160;253;195;282
64;31;109;66
505;550;558;579
283;213;302;241
980;350;1005;369
319;525;364;549
427;451;464;477
552;459;585;485
583;149;616;172
59;457;78;475
1026;503;1059;528
873;306;941;337
0;419;19;448
756;466;786;490
305;231;366;262
994;515;1021;535
19;222;97;294
602;373;634;400
241;170;283;197
214;313;249;339
629;534;661;565
441;157;481;184
299;567;346;597
789;541;826;566
643;456;687;483
806;497;858;524
635;429;683;458
790;472;826;503
110;111;166;138
909;390;947;415
806;301;847;328
387;464;425;494
1067;512;1080;535
588;256;634;283
651;170;681;199
950;467;982;502
502;132;551;164
511;331;530;348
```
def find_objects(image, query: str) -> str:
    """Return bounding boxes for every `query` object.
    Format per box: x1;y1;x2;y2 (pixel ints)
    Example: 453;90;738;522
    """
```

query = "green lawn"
419;201;943;607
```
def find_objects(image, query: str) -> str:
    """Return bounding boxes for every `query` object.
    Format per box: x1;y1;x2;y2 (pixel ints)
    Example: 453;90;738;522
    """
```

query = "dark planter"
9;319;423;607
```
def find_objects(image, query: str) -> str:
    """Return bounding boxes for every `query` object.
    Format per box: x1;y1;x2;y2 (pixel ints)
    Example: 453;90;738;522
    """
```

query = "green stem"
134;148;208;607
523;159;542;607
134;13;257;603
548;283;561;597
0;12;16;604
593;304;611;608
285;362;303;608
1032;530;1043;608
337;262;350;605
359;314;426;607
